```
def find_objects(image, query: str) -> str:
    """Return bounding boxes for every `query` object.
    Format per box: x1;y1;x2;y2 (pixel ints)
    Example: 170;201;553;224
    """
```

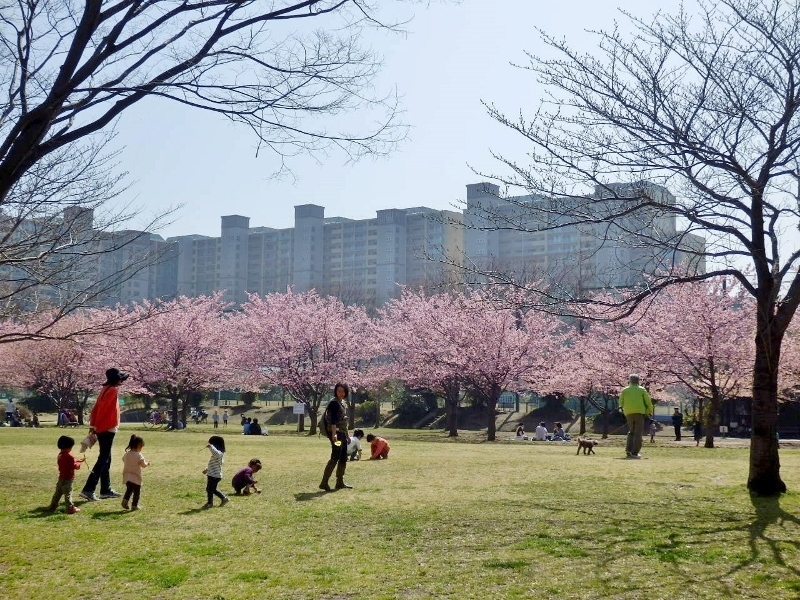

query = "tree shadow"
294;491;329;502
743;493;800;576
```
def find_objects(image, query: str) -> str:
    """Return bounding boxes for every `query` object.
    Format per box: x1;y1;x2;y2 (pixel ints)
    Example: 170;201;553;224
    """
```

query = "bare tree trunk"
748;331;786;495
445;383;460;438
170;396;180;430
579;396;587;436
487;385;501;442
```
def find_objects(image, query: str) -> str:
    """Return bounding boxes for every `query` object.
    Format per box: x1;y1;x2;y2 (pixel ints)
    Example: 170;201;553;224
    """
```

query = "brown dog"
576;438;598;455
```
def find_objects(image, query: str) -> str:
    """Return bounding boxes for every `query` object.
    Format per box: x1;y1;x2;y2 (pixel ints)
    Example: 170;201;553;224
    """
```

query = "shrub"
355;400;380;426
394;395;430;424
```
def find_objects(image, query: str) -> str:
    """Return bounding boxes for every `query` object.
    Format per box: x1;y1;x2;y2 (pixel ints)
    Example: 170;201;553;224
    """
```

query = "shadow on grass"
746;494;800;576
294;491;330;502
21;506;60;519
178;506;214;515
90;510;126;520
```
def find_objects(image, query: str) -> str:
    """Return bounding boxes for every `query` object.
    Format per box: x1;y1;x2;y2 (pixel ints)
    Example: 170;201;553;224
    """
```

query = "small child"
649;418;657;443
347;429;365;461
693;420;703;446
203;435;228;508
231;458;262;495
49;435;85;514
366;433;390;460
122;434;150;511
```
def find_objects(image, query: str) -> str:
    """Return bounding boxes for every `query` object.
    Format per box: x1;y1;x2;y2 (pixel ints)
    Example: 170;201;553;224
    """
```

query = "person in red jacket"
79;368;129;502
366;434;390;460
49;435;85;513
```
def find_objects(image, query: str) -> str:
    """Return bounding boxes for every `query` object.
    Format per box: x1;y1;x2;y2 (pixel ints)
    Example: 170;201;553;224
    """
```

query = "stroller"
191;407;208;425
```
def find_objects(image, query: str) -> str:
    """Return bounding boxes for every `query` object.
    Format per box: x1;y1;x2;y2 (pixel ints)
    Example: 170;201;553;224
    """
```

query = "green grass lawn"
1;426;799;600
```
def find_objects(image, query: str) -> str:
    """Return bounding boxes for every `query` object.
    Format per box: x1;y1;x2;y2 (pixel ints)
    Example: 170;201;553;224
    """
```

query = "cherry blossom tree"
379;289;568;441
555;320;632;438
377;290;468;437
0;309;130;422
627;279;754;448
112;294;233;429
231;290;373;434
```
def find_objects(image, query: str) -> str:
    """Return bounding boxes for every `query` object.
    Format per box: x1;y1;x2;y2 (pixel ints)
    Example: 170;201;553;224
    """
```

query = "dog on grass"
576;437;598;455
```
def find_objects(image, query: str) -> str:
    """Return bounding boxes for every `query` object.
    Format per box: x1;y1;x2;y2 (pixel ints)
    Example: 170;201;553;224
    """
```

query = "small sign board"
292;403;306;415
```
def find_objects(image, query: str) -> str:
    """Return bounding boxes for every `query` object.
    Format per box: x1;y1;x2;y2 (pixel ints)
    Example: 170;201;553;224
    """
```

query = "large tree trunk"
747;322;786;495
445;383;460;438
170;396;180;429
486;385;501;441
579;396;587;436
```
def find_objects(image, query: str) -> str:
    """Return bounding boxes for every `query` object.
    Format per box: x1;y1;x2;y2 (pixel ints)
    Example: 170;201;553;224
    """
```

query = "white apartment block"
165;205;466;308
5;181;704;310
463;182;705;291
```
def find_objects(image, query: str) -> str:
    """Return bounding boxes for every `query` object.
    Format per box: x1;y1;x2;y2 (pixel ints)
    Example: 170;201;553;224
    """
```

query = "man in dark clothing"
672;408;683;441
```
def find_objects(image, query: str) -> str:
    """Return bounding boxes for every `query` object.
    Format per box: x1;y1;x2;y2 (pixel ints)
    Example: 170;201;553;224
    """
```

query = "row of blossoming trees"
2;279;800;443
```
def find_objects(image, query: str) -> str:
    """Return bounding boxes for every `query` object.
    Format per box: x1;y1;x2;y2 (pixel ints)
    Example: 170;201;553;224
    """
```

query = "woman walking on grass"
80;368;128;502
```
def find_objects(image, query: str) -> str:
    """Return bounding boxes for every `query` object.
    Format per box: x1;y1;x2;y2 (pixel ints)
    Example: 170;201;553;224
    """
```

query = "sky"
114;1;672;239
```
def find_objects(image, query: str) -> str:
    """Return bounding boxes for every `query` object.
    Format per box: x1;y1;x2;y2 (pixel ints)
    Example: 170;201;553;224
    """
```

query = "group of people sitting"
241;417;266;436
515;421;571;442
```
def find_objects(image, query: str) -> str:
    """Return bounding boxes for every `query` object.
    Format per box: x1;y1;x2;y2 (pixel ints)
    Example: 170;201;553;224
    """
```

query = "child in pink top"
121;434;150;511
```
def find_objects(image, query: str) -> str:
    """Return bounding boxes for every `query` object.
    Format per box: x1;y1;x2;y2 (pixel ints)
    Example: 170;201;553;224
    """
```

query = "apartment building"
5;180;703;311
164;205;466;308
463;181;705;291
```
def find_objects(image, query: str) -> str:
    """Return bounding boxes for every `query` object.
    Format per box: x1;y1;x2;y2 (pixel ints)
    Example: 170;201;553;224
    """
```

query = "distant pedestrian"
672;408;684;441
212;409;219;429
693;420;703;447
222;409;229;428
619;374;653;459
121;434;150;511
49;435;85;514
5;398;16;424
649;418;657;443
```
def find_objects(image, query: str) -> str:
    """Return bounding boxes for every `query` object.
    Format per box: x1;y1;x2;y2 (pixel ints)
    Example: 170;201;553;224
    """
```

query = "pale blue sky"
115;1;670;239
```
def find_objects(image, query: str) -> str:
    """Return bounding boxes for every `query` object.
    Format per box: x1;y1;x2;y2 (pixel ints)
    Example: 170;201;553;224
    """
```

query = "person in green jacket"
619;374;653;459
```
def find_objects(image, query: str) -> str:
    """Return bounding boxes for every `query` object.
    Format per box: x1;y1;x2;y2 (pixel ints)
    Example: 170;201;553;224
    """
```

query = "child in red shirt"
366;434;390;460
49;435;85;514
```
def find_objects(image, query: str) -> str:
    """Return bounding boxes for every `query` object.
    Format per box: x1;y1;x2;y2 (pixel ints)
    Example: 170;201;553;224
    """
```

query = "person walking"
672;407;684;441
5;398;16;424
619;374;653;459
80;368;128;501
318;383;352;492
693;419;703;447
121;434;150;511
49;435;85;514
212;409;220;429
203;435;228;508
222;409;229;428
